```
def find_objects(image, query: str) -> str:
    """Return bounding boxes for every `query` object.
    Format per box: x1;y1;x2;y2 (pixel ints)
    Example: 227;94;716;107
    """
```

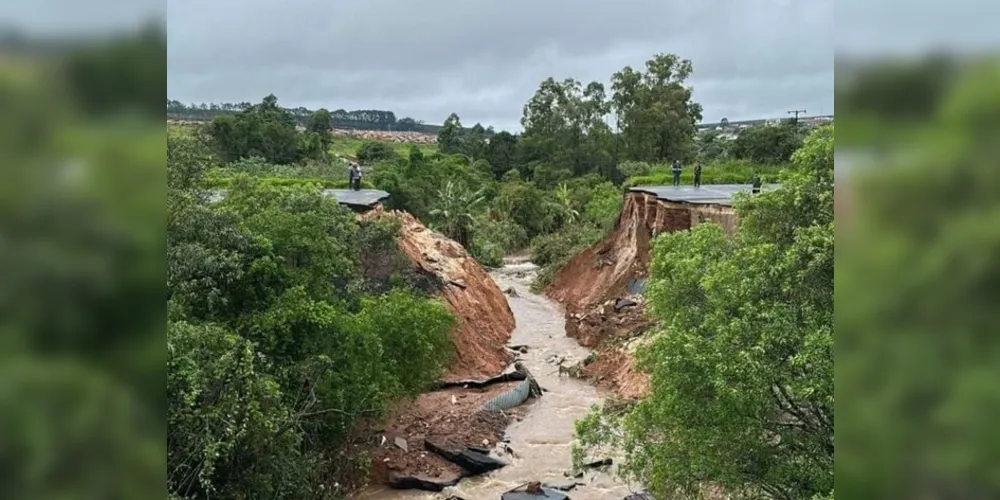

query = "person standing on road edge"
751;173;762;194
693;163;703;188
671;159;682;187
348;164;362;191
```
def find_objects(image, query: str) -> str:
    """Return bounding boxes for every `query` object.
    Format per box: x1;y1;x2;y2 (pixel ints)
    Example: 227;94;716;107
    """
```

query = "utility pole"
787;109;807;125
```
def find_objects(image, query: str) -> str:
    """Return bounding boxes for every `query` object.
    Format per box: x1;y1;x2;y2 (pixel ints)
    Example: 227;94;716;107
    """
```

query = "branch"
770;383;824;436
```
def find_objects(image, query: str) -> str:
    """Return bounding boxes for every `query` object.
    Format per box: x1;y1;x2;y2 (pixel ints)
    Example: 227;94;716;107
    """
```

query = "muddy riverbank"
357;259;641;499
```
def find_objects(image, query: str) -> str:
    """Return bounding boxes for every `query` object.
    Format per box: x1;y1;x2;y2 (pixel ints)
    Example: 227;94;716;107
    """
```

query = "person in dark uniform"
348;164;362;191
671;160;682;187
693;163;703;188
751;174;762;194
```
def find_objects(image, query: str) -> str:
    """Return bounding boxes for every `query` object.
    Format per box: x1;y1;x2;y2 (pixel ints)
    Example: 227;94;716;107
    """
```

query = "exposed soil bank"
364;209;516;381
352;210;519;489
544;191;736;398
358;260;641;499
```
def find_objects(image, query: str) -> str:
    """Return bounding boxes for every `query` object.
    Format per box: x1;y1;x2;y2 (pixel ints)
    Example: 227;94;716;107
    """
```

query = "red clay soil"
545;192;694;399
358;209;519;487
364;209;516;382
370;383;524;486
545;192;690;314
582;348;649;401
566;297;653;400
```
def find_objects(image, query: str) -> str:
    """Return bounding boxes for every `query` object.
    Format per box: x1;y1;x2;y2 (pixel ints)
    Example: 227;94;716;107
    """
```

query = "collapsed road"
357;258;641;500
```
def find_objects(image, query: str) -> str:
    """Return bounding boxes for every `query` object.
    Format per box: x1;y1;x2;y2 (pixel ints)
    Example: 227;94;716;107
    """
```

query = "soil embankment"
371;209;516;381
544;191;736;399
359;210;518;488
360;260;639;499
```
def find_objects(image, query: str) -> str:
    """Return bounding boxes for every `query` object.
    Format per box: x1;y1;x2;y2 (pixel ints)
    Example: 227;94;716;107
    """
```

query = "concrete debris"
583;458;612;468
544;482;583;491
502;483;571;500
394;437;408;452
613;298;638;311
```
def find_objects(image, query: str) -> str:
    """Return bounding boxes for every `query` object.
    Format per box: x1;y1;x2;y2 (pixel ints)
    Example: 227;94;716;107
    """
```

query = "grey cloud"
2;0;162;35
169;0;834;130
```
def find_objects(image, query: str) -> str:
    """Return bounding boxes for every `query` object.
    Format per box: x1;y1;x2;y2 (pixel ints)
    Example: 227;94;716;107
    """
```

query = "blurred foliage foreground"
3;26;460;500
0;28;167;500
835;58;1000;499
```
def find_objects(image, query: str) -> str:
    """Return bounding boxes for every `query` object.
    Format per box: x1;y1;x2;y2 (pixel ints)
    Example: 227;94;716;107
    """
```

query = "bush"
168;167;456;499
356;140;398;165
618;160;652;177
529;223;605;291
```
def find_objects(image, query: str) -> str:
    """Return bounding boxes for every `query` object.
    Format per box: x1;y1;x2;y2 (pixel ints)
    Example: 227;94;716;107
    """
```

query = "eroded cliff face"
545;192;736;399
363;209;515;382
358;209;518;489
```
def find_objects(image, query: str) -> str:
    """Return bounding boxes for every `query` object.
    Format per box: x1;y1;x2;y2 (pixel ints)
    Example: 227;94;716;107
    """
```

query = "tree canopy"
575;125;834;500
167;136;455;499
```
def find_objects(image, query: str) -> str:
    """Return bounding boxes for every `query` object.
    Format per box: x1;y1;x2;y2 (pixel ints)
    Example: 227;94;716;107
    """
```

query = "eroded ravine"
358;258;640;499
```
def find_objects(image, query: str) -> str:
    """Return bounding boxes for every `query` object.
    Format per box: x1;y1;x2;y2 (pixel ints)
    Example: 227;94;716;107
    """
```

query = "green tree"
463;122;489;159
355;140;398;165
552;183;580;224
307;108;332;135
611;53;704;163
697;128;729;162
437;113;464;154
493;180;556;239
484;130;519;179
428;180;486;248
304;108;333;158
205;94;305;164
730;123;804;165
575;126;834;500
520;77;616;181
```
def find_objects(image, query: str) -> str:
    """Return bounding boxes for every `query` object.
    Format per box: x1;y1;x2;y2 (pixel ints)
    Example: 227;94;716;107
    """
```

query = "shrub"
618;160;652;177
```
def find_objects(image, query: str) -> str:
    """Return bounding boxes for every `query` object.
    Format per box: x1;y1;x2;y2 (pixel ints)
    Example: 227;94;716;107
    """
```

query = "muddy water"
357;259;640;499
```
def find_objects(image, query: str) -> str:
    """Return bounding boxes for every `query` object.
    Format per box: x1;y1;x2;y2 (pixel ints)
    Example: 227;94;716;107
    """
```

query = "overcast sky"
164;0;833;131
4;0;998;131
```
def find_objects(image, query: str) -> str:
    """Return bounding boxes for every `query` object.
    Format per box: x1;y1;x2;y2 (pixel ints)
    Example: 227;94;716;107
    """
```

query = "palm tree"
553;183;580;224
429;181;486;248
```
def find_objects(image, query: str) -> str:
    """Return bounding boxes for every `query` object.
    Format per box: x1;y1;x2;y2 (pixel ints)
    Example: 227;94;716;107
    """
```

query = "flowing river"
357;258;640;499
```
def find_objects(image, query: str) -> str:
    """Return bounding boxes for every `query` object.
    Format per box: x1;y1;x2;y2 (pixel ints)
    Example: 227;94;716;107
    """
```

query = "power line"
787;109;807;124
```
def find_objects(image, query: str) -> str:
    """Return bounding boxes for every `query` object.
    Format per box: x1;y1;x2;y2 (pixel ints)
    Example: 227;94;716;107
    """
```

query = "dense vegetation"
163;49;818;499
3;24;166;499
167;134;457;498
174;51;811;291
574;125;834;500
836;59;1000;499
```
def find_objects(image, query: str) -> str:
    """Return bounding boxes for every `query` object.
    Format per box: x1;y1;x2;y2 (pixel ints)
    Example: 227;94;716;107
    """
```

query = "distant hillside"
167;100;446;134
